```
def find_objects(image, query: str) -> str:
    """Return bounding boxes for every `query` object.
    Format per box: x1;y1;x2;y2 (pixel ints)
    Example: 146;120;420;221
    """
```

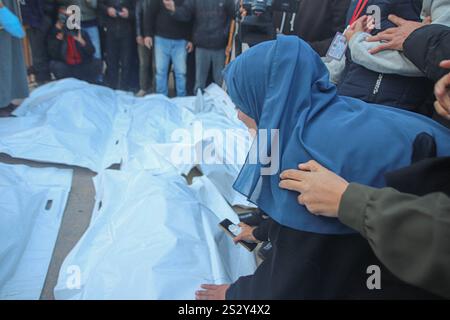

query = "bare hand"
107;7;117;18
195;284;230;300
74;31;86;46
344;15;371;42
56;32;64;41
279;160;349;217
434;60;450;120
144;36;153;49
232;223;259;244
163;0;175;12
186;41;194;53
136;36;144;46
119;8;129;18
367;14;431;54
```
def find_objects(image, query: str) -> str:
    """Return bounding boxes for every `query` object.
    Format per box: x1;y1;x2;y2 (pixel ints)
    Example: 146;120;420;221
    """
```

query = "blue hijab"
224;35;450;235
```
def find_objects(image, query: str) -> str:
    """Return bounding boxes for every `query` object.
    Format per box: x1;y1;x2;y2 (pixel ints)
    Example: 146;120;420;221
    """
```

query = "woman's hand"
366;14;431;54
344;15;371;42
232;223;259;244
196;284;230;300
279;160;349;217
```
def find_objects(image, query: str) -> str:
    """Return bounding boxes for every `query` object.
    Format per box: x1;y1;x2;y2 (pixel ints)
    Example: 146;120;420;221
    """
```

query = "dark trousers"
226;220;440;300
27;16;52;83
49;59;103;84
104;30;133;90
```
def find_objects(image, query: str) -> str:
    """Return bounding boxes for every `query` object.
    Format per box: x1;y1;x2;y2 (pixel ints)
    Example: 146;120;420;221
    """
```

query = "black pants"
104;30;133;90
226;220;439;300
49;59;102;84
27;16;52;83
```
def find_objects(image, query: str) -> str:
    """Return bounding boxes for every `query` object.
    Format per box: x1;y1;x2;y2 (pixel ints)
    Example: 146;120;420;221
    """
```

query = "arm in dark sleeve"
98;0;110;15
135;0;142;36
172;0;194;22
143;0;158;38
338;183;450;299
123;0;135;20
252;218;272;242
308;0;350;57
47;28;63;61
403;24;450;82
79;30;96;57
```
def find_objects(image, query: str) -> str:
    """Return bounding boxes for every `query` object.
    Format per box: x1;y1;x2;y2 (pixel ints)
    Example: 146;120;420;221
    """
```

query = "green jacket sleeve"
338;183;450;298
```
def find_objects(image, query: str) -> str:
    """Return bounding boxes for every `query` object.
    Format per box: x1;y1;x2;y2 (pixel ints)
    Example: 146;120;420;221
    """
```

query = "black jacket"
404;24;450;83
143;0;191;40
135;0;146;37
273;0;351;57
172;0;235;49
48;27;96;64
98;0;135;35
337;0;434;116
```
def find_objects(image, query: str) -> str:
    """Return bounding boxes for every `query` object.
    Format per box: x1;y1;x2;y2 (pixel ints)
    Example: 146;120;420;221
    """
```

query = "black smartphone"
219;219;257;252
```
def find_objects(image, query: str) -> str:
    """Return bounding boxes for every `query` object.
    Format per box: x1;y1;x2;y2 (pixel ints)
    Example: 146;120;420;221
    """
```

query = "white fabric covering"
0;79;129;172
0;164;72;300
53;171;255;300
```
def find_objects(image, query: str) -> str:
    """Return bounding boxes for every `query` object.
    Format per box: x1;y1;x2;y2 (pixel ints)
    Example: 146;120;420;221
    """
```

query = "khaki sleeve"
338;183;450;298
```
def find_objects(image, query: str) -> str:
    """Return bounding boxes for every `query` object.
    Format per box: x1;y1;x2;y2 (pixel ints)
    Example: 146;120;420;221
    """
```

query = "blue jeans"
84;26;101;59
154;36;188;97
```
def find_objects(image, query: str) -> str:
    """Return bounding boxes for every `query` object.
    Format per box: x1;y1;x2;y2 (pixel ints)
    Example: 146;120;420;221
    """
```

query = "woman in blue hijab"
196;35;450;300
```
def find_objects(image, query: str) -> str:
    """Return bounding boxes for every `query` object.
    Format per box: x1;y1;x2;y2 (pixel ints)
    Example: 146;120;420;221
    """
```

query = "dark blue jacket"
337;0;434;116
20;0;55;29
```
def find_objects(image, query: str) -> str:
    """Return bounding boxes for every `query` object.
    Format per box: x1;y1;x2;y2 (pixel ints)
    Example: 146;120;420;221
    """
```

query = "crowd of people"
1;0;450;300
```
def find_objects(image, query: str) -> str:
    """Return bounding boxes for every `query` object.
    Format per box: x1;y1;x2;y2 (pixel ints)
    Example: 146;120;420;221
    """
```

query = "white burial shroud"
0;163;72;299
54;171;256;300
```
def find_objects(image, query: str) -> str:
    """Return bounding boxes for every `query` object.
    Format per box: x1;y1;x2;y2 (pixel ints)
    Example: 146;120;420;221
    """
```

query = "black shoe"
0;104;18;117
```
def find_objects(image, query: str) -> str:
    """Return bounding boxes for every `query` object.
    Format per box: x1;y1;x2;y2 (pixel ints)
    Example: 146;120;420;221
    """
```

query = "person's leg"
49;60;71;80
211;48;226;87
84;26;102;60
118;33;133;91
171;39;188;97
105;31;119;89
137;43;151;93
154;36;171;96
194;47;211;94
27;16;52;83
74;59;103;83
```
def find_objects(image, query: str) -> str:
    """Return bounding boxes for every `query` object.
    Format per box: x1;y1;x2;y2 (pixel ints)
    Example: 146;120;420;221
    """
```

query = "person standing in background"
163;0;235;93
0;0;29;117
20;0;56;86
143;0;192;97
98;0;135;90
273;0;351;57
135;0;152;97
58;1;102;60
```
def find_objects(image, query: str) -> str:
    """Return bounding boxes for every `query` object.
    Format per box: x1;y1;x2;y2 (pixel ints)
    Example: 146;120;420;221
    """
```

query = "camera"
242;0;299;16
238;0;300;47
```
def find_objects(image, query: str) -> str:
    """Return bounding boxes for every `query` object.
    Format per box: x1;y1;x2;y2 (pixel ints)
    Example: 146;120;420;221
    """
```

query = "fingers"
298;160;322;172
423;16;432;25
388;14;406;27
440;60;450;69
434;101;450;119
233;233;244;243
367;30;394;43
435;72;450;97
201;284;219;290
369;42;393;55
280;168;307;181
279;179;305;193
